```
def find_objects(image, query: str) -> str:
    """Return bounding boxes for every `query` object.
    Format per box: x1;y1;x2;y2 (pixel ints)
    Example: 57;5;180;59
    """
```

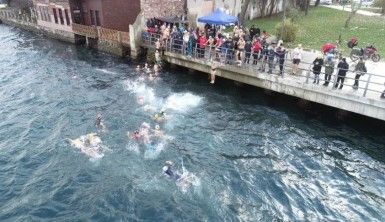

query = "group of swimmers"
68;66;197;189
135;62;162;82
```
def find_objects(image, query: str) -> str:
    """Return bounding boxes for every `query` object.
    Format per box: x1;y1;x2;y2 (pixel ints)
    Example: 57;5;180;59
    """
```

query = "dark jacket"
355;61;367;74
245;42;252;53
312;58;324;74
337;60;349;76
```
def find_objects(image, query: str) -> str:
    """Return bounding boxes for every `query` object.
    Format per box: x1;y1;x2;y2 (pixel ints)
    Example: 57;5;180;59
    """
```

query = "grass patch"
247;6;385;56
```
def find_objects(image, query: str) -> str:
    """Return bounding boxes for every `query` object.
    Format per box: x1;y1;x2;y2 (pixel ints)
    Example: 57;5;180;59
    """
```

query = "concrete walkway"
286;49;385;101
323;5;384;17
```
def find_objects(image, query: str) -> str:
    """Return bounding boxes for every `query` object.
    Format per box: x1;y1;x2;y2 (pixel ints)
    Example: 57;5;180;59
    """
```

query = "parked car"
361;0;374;7
320;0;333;5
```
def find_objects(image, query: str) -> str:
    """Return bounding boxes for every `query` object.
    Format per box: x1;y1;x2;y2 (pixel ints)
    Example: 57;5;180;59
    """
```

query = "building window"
38;6;43;20
90;10;95;26
58;9;64;25
64;9;70;25
95;10;101;26
44;7;50;22
53;8;58;24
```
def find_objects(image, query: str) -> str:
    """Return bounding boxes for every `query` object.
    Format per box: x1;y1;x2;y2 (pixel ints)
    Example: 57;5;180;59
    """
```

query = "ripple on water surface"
0;25;385;221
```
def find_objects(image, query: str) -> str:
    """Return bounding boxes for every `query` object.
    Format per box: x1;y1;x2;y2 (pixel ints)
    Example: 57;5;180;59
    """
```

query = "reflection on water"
0;25;384;221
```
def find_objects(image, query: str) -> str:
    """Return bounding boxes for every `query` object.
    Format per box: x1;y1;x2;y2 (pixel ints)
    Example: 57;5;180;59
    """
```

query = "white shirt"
293;48;302;60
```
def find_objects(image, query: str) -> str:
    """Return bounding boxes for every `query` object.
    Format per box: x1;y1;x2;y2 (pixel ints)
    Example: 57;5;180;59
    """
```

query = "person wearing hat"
323;53;335;86
334;58;349;90
292;44;303;75
163;161;181;180
312;54;324;84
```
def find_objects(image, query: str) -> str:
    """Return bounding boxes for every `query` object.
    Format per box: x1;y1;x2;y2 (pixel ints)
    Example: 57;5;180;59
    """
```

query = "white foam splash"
176;168;201;193
68;133;107;160
124;80;156;105
163;93;202;112
95;68;117;75
144;142;165;159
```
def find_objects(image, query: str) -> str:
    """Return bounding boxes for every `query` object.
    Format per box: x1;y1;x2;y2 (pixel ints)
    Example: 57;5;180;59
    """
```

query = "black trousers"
334;74;346;89
279;59;285;75
324;73;332;84
354;74;361;87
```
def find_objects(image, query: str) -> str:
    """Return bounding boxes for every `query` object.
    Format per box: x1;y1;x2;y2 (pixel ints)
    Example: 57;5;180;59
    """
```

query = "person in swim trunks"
163;161;181;180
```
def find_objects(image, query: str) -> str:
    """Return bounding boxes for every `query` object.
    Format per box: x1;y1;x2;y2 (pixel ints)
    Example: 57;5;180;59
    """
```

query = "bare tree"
344;0;362;28
240;0;252;25
315;0;321;7
304;0;310;15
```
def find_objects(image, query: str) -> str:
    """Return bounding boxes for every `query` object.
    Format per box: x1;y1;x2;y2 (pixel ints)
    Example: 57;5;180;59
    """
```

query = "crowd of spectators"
144;18;384;97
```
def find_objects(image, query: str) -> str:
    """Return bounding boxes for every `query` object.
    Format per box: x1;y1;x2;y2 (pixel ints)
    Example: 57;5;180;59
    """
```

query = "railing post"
97;27;101;38
305;64;312;84
363;73;372;97
117;31;122;44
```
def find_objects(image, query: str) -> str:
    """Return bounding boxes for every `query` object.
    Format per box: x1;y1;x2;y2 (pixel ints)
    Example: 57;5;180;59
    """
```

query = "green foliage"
275;19;299;42
373;0;385;8
247;7;384;53
286;8;302;23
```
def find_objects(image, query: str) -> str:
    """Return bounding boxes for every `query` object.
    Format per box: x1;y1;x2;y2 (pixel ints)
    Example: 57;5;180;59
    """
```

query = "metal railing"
72;23;130;45
0;8;36;24
142;32;385;100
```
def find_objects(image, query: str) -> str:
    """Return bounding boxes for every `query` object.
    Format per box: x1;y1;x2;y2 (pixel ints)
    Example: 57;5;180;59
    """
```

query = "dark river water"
1;25;385;221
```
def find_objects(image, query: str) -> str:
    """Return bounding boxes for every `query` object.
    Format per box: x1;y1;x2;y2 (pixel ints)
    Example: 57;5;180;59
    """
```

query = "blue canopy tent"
197;9;238;26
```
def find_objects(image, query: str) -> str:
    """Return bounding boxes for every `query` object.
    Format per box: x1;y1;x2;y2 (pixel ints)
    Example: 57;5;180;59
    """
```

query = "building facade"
32;0;75;42
76;0;140;32
140;0;186;19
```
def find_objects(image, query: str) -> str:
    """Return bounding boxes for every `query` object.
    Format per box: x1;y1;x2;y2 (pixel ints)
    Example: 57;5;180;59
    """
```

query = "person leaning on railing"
323;54;335;87
312;55;324;84
353;58;367;90
333;58;349;90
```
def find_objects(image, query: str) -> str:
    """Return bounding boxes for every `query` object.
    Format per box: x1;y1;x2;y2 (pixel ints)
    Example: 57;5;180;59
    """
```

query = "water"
1;25;385;221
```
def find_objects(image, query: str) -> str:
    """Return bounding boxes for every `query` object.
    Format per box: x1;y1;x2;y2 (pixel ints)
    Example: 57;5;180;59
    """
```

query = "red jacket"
253;41;262;53
198;36;207;48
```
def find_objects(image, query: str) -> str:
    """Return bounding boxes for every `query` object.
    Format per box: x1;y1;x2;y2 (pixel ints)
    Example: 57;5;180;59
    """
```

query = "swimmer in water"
95;113;106;131
137;96;145;105
153;124;164;138
148;73;155;81
153;111;166;122
140;123;151;144
144;63;151;73
130;130;141;140
154;64;160;75
163;161;181;180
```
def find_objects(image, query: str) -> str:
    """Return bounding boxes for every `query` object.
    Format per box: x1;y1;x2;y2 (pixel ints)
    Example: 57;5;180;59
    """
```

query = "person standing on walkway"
275;40;286;75
353;58;367;90
334;58;349;90
244;40;252;64
237;37;246;66
267;44;276;74
323;54;335;86
292;44;302;75
259;40;269;71
198;33;207;58
252;39;261;65
312;55;324;84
